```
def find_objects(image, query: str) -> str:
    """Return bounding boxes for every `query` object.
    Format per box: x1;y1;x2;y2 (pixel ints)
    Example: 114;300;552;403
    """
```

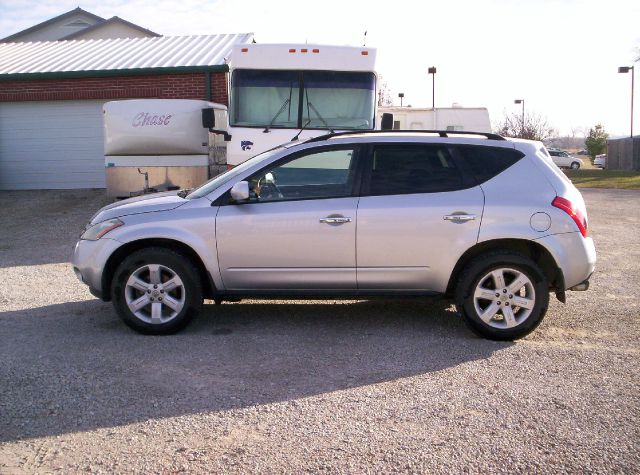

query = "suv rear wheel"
570;161;581;169
455;252;549;340
111;248;203;334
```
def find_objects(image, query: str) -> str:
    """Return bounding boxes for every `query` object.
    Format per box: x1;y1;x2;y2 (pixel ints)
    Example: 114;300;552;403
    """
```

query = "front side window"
230;69;375;130
187;146;285;199
365;145;465;196
247;148;356;202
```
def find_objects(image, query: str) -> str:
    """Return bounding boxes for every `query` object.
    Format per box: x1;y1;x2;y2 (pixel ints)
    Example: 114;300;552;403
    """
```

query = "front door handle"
319;216;352;225
443;214;476;222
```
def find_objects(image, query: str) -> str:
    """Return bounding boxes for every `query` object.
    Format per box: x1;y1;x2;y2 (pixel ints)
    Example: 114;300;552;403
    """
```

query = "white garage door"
0;100;106;189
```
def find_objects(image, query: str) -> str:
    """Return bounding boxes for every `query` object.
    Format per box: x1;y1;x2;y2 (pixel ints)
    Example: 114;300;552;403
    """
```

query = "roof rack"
306;129;506;143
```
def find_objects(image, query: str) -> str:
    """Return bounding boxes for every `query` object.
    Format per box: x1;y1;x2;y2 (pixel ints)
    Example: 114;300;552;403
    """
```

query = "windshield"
302;71;375;129
230;69;375;130
231;70;300;128
187;146;285;199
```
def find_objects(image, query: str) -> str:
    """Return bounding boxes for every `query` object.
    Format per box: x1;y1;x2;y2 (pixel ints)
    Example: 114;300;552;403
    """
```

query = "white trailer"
226;43;379;166
103;99;227;198
378;106;491;133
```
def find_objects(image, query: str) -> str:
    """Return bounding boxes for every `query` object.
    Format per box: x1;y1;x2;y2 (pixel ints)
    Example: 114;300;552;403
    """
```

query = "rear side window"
366;144;465;195
457;146;524;185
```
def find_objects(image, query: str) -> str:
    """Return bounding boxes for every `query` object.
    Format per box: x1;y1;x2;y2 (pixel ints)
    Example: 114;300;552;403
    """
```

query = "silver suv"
73;131;596;340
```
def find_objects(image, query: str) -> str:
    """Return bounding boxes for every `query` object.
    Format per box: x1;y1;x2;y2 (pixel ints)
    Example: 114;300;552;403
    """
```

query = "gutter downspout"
205;71;212;101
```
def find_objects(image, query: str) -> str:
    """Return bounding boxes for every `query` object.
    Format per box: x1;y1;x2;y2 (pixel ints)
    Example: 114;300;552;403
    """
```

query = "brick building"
0;33;252;189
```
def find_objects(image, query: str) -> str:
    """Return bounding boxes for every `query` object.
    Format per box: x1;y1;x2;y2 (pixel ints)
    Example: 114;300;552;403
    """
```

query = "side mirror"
381;112;394;130
202;108;215;128
229;181;250;202
202;107;232;142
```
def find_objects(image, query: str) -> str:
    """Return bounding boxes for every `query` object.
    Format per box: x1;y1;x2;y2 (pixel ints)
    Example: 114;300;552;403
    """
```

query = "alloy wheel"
124;264;185;324
472;267;536;329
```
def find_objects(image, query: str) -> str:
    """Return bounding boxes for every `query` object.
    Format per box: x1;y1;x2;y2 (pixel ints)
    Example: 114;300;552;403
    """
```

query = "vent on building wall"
65;20;91;27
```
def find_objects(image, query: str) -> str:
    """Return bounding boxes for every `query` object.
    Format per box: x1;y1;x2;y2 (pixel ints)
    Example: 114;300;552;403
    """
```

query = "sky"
1;0;638;137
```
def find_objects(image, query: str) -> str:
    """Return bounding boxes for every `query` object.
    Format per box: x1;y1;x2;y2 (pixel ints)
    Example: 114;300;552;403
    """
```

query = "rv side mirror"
202;107;233;142
230;181;250;202
381;113;394;131
202;108;215;128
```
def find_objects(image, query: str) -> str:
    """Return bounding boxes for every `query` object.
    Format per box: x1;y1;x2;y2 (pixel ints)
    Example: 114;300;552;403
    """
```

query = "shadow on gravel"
0;190;110;268
0;297;512;442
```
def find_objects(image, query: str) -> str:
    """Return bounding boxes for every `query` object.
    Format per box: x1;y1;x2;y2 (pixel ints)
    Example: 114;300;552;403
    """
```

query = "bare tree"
377;75;394;107
546;126;588;150
495;111;557;142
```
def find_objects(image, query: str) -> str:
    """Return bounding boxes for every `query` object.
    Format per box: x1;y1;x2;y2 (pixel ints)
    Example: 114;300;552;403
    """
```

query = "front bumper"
72;237;122;298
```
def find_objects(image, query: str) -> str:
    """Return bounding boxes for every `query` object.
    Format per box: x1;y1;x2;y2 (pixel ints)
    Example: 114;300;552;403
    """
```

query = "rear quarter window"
456;146;524;185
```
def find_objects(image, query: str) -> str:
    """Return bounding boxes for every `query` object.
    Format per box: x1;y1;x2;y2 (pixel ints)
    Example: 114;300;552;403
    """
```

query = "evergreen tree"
585;124;608;160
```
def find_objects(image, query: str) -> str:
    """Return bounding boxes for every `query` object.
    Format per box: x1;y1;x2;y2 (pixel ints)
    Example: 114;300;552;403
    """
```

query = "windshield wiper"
263;98;291;133
291;119;312;142
263;83;294;133
306;95;334;133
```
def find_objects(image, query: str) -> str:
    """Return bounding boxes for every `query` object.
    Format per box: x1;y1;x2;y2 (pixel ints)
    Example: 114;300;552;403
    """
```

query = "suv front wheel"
455;252;549;340
111;248;203;334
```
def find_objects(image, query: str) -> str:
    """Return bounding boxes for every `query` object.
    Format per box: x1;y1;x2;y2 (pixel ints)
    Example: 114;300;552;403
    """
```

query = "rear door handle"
443;214;476;221
320;216;352;225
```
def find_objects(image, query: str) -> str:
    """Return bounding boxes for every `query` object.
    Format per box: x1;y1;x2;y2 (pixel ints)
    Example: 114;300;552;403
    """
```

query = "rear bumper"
535;232;596;289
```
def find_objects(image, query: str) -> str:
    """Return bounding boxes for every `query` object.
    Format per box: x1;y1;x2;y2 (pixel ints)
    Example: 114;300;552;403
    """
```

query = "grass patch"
564;169;640;190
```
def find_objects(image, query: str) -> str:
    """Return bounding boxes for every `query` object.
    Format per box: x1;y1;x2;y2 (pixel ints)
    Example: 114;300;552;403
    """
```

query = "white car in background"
547;148;583;169
594;154;606;169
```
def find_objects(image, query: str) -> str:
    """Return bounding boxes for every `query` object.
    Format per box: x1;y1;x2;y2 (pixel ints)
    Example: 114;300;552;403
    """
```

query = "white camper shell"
103;99;227;198
378;106;492;133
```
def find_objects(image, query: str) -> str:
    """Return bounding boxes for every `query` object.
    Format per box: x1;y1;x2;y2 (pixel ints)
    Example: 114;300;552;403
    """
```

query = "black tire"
570;161;580;169
111;247;203;335
455;251;549;341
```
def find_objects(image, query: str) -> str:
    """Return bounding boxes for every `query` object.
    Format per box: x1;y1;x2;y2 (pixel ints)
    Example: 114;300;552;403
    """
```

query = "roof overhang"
0;64;229;81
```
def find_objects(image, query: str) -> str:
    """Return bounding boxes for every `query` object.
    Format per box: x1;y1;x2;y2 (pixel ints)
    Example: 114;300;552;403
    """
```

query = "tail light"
552;196;588;237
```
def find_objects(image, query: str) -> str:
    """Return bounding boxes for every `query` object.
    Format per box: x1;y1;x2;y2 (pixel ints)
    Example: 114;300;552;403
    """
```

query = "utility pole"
514;99;525;136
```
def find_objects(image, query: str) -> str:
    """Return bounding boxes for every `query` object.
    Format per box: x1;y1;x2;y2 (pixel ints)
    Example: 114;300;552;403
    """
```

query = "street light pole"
428;67;436;109
618;66;634;137
514;99;525;136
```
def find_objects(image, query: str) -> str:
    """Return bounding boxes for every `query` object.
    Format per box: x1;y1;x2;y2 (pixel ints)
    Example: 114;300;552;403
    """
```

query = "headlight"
81;218;123;240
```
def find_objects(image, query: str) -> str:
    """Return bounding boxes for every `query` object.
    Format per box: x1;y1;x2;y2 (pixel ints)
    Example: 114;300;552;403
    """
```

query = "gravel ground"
0;188;638;474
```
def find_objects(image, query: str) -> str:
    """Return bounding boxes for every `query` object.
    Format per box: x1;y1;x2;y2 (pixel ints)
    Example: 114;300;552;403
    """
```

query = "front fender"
109;204;224;291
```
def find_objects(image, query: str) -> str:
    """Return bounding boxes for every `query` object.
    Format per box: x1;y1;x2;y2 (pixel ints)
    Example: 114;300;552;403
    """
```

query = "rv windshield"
231;70;375;130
